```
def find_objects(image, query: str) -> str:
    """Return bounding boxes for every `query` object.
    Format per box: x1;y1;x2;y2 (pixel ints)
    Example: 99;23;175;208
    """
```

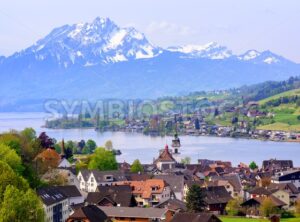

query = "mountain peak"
15;17;161;66
238;49;285;64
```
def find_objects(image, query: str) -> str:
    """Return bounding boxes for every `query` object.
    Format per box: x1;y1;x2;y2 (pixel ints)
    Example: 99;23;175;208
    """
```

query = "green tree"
0;185;45;222
249;161;258;170
75;161;88;174
186;185;207;213
130;159;144;173
86;139;97;153
0;161;29;200
88;147;118;171
20;128;36;142
260;197;277;217
0;133;22;154
81;146;90;154
226;197;243;216
0;143;24;174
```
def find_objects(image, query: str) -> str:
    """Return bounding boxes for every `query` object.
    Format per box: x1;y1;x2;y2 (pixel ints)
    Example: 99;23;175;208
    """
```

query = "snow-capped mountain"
238;50;286;64
0;17;299;111
12;17;161;68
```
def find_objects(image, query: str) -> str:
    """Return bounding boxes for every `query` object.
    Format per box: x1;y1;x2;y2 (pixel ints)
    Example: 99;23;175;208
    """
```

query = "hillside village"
34;133;300;222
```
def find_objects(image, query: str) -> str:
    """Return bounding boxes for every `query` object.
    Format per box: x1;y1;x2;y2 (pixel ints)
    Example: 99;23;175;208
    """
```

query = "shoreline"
43;126;300;144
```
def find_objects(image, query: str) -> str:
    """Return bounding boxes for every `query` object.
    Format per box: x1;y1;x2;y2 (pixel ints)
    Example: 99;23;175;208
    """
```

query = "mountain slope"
0;17;299;111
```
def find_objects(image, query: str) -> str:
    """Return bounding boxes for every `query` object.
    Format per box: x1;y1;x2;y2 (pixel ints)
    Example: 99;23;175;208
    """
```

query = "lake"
0;112;299;166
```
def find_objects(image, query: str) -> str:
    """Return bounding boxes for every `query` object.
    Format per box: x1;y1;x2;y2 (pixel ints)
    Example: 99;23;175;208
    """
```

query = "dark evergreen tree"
194;118;200;130
186;185;207;213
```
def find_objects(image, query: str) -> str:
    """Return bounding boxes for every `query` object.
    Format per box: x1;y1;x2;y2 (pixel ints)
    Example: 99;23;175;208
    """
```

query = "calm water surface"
0;112;299;166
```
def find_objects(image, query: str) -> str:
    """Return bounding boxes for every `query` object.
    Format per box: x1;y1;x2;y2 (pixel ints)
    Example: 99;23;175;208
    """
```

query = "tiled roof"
87;185;135;207
154;175;184;193
99;206;168;219
249;187;272;196
242;195;286;207
68;205;108;222
170;212;222;222
91;170;127;182
200;186;232;205
267;182;299;194
115;179;168;199
155;198;187;212
211;174;242;192
78;169;91;181
55;185;82;198
154;145;176;163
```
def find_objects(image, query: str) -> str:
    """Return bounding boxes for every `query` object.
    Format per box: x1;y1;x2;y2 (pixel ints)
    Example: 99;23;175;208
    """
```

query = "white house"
79;170;127;192
37;187;69;222
77;169;91;192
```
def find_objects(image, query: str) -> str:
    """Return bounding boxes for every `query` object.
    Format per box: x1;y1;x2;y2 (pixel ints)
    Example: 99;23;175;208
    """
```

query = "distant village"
46;100;300;142
37;133;300;222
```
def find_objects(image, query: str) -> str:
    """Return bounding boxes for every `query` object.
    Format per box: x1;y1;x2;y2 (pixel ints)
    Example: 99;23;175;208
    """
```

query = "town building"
86;185;137;207
271;170;300;189
66;205;109;222
99;206;172;222
153;144;177;171
115;179;171;207
37;186;70;222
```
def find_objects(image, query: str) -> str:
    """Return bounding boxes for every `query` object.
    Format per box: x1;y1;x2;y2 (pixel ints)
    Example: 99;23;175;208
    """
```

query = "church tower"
171;115;182;162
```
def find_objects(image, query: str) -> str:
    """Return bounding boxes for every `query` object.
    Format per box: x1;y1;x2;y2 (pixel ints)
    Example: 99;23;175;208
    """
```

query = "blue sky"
0;0;299;62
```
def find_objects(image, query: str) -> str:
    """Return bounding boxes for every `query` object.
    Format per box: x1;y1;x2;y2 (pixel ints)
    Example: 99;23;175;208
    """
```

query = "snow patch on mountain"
239;50;261;61
264;57;279;64
167;42;232;59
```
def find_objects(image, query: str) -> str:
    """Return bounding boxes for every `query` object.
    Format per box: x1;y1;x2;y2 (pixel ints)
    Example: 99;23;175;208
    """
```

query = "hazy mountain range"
0;17;299;111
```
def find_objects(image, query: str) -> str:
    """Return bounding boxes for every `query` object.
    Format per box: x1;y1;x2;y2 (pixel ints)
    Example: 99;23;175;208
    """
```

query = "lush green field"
220;216;300;222
256;89;300;132
259;88;300;105
257;122;300;132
